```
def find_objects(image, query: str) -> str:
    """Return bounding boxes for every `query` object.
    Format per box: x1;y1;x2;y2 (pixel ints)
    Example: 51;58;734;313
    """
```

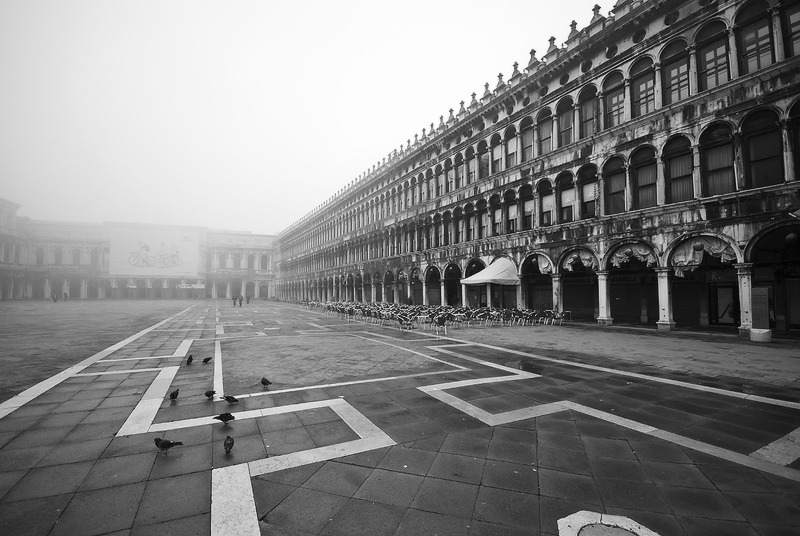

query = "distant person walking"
246;295;250;305
52;293;58;303
63;292;68;301
232;295;236;306
238;295;243;307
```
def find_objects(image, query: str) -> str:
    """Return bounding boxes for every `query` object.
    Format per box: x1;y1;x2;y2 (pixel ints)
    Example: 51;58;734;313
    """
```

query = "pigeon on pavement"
169;389;179;401
224;436;235;454
154;437;183;454
202;357;212;364
186;355;193;365
222;395;238;404
261;377;272;390
204;390;216;399
214;412;235;425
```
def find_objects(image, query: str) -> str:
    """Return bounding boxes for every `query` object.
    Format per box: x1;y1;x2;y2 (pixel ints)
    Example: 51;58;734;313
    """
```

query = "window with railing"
557;99;573;146
538;110;553;153
579;166;598;219
786;2;800;57
505;135;517;168
557;173;575;223
521;121;534;161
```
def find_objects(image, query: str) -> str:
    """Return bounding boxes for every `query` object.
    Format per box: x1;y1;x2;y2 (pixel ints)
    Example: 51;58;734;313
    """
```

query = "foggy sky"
1;0;602;235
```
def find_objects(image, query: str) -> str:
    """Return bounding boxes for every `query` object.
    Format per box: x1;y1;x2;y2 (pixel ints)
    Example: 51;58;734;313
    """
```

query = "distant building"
273;0;800;335
0;197;276;300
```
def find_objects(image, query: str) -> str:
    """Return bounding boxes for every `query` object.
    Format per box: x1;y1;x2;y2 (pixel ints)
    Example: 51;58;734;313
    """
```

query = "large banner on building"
108;224;200;277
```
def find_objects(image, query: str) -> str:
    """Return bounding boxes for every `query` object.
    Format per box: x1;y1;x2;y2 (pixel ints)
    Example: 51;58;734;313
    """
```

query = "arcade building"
274;0;800;335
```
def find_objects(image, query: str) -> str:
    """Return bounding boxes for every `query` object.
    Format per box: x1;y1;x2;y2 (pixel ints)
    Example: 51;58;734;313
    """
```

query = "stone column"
486;283;492;307
735;263;754;337
655;267;675;331
226;281;232;300
44;278;51;299
422;279;429;305
657;155;667;206
727;27;740;80
623;80;632;123
770;6;785;63
688;45;698;95
461;283;468;308
81;279;88;299
550;273;562;313
653;62;663;110
781;120;796;183
440;280;447;306
596;271;613;326
691;144;702;197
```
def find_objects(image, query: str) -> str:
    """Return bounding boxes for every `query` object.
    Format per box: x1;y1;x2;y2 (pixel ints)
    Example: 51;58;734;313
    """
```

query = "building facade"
274;0;800;335
0;197;277;301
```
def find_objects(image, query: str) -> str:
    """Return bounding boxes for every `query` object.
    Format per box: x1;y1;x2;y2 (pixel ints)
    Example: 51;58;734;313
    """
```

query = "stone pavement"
0;300;799;536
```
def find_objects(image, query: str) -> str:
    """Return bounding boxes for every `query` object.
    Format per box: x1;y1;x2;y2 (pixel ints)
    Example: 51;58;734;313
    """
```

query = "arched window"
445;160;454;193
736;1;774;75
520;117;534;161
503;191;518;233
36;247;45;265
604;157;626;215
505;127;517;168
742;109;784;188
466;148;477;185
631;147;657;209
538;181;554;226
697;21;730;91
700;123;736;196
791;102;800;174
454;154;464;188
537;109;553;154
661;40;690;105
663;136;694;203
556;172;575;223
603;72;625;128
556;99;574;146
519;184;534;230
630;58;656;117
90;248;100;266
435;166;443;196
248;254;255;269
785;1;800;57
578;86;597;139
478;141;490;180
233;253;241;269
492;135;504;175
72;249;81;265
578;165;598;219
54;248;63;265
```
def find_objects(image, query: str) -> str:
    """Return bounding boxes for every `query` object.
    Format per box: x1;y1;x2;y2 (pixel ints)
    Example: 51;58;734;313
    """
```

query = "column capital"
654;266;672;275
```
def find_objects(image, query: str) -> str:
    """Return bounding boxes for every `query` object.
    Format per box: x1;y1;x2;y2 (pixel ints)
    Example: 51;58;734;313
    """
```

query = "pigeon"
261;377;272;390
154;437;183;454
186;355;193;365
204;390;216;399
214;412;235;425
221;395;238;404
224;435;235;454
169;389;179;401
202;357;212;364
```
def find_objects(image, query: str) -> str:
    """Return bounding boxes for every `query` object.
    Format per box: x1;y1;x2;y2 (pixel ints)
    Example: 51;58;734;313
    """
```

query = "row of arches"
280;222;800;333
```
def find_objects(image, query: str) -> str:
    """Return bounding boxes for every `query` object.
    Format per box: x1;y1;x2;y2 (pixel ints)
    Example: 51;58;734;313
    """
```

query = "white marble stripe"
562;401;659;434
332;399;394;441
0;305;194;420
172;339;193;357
430;345;540;376
486;402;570;426
306;323;329;329
421;388;496;424
750;427;800;466
447;338;800;410
216;325;224;335
233;369;462;399
117;366;180;436
73;368;164;376
349;334;470;369
213;341;224;396
650;429;800;483
211;464;260;536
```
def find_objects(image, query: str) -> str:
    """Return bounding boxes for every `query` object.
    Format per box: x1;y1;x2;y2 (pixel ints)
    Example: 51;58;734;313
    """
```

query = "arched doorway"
520;254;553;310
464;259;486;307
443;264;462;306
383;271;395;303
669;235;739;328
560;249;599;321
409;268;422;305
152;279;163;299
135;279;147;299
607;244;658;324
362;273;372;303
245;282;255;299
749;223;800;332
395;270;407;304
425;267;441;305
373;272;382;303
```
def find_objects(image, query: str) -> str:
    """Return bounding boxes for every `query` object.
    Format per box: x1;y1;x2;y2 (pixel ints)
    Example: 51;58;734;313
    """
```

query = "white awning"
461;257;520;286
